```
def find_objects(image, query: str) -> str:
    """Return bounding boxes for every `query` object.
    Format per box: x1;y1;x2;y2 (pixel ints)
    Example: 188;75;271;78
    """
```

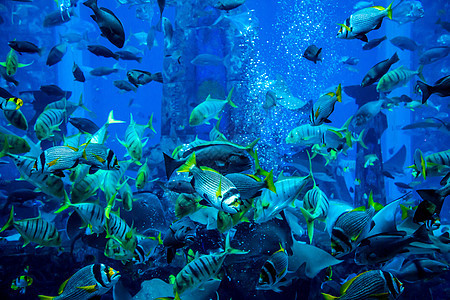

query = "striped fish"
119;180;134;211
38;263;120;300
0;132;30;154
0;97;23;110
331;207;375;257
322;270;403;300
208;115;228;142
34;108;66;140
90;110;125;145
79;142;119;174
310;84;342;126
257;244;288;292
3;108;28;130
173;233;247;295
189;87;236;126
377;65;424;92
105;211;136;252
301;180;330;243
45;95;86;116
32;146;81;177
117;113;155;162
135;159;150;189
178;152;242;214
103;160;131;216
0;206;61;247
70;170;105;203
411;149;450;178
55;192;106;234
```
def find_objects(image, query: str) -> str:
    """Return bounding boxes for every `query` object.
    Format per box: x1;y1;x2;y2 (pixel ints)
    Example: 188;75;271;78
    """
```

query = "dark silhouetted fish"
303;44;322;64
362;35;386;50
87;45;119;60
416;75;450;104
72;62;86;82
69;117;99;134
361;52;399;87
46;43;67;66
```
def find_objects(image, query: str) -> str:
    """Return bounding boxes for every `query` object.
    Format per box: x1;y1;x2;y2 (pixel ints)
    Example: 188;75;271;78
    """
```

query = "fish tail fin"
107;110;125;125
105;193;118;219
177;152;196;173
146;113;156;133
400;204;410;220
0;205;14;232
417;65;425;81
224;232;248;255
82;0;97;9
263;170;277;194
416;81;431;104
245;138;260;156
368;190;383;211
386;1;393;19
252;149;270;177
321;293;340;300
300;207;315;244
336;83;342;102
38;296;56;300
412;224;431;244
390;52;400;64
355;129;367;149
77;93;91;113
55;190;72;213
226;87;237;108
163;152;185;179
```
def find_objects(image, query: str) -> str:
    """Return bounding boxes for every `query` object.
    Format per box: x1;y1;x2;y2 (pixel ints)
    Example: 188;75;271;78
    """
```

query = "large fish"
416;75;450;104
163;217;196;263
361;52;399;87
0;49;32;76
1;206;61;247
310;84;342;126
32;146;81;177
38;264;120;300
79;143;120;174
377;65;424;93
189;88;236;126
83;0;125;48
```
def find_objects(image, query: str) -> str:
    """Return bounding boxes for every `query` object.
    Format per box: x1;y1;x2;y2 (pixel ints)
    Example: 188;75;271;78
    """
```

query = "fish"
43;8;74;27
87;45;119;60
263;90;278;110
415;75;450;104
354;1;373;10
390;36;419;51
175;193;202;219
103;161;131;214
157;0;165;29
362;35;386;50
419;46;450;65
377;65;424;93
0;97;23;111
384;257;450;283
115;50;142;63
8;40;42;56
69;117;99;134
79;142;120;174
37;263;120;300
0;206;61;247
209;115;228;142
11;274;33;294
392;0;424;24
34;108;66;140
361;52;399;87
163;217;196;263
40;85;68;98
354;225;431;265
127;69;154;87
337;2;393;42
46;43;67;66
72;62;86;82
90;110;125;145
163;17;173;48
214;0;246;11
173;233;247;296
0;48;32;76
0;65;19;86
90;66;119;76
70;168;105;203
310;84;342;126
189;87;236;126
113;80;137;92
135;159;150;189
191;54;223;66
105;210;136;252
340;56;360;65
303;44;323;63
0;133;30;154
83;0;125;48
117;113;155;162
165;179;196;194
411;149;450;179
104;237;134;261
225;171;276;200
256;244;289;292
331;203;376;257
322;270;403;300
178;153;242;214
32;145;81;177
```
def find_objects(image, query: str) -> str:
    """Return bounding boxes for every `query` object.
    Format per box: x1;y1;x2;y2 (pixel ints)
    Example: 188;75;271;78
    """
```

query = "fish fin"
89;165;100;174
0;62;6;67
65;145;78;152
368;191;383;211
0;206;14;232
55;190;71;213
336;83;342;102
264;170;277;194
416;81;431;104
417;65;425;82
324;118;332;123
47;157;61;167
357;34;368;43
216;177;222;198
325;92;335;97
107;110;125;125
147;113;156;133
315;107;320;118
58;278;70;295
300;207;315;244
18;61;33;68
226;87;237;108
252;149;270;177
386;1;393;20
337;23;351;31
224;232;249;255
178;153;196;173
76;284;97;293
38;296;56;300
94;154;105;163
163;152;184;179
321;293;339;300
245;138;260;156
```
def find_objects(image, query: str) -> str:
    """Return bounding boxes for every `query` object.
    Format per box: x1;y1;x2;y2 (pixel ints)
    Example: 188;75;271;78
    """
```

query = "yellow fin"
326;92;335;97
200;166;220;173
315;107;320;118
340;271;369;294
47;157;60;167
76;284;97;293
371;5;385;10
58;278;70;295
178;153;196;173
38;296;56;300
216;177;222;198
95;154;105;163
65;145;78;152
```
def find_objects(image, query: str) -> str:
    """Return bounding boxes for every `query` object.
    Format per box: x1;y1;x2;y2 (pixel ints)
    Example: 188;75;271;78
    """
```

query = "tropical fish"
37;264;120;300
0;97;23;111
415;75;450;104
34;108;66;140
11;274;33;294
0;48;32;76
72;62;86;82
32;146;81;177
337;2;393;42
256;244;288;292
70;168;105;203
390;36;419;51
310;84;342;126
362;35;386;50
80;142;120;174
377;65;424;93
119;180;134;211
361;52;399;87
322;270;403;300
87;45;119;60
115;50;142;62
105;210;136;252
178;153;242;214
0;206;61;247
8;41;42;56
419;46;450;65
46;43;67;66
303;44;322;63
90;110;125;145
69;117;99;134
214;0;246;11
189;87;236;126
135;159;150;189
163;217;196;263
117;113;155;162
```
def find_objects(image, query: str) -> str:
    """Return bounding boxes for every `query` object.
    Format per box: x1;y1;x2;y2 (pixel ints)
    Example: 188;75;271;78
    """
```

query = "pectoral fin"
76;284;97;293
47;157;60;167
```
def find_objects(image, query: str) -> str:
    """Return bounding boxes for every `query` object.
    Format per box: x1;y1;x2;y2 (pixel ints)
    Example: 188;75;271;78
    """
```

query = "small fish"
37;264;120;300
87;45;119;60
257;244;288;292
362;35;386;50
105;210;136;252
419;46;450;65
0;133;30;154
72;62;86;82
337;2;393;42
263;90;278;110
83;0;125;48
310;84;342;126
90;66;120;76
34;108;66;140
163;217;196;263
11;271;33;294
135;159;150;189
115;50;142;63
80;142;120;174
0;206;61;247
127;69;153;87
163;17;174;49
178;153;242;214
214;0;246;11
364;154;378;168
416;75;450;104
0;97;23;111
69;117;99;134
189;87;236;126
303;44;323;64
340;56;360;65
117;113;155;162
377;65;424;93
46;43;67;66
322;270;403;300
0;49;32;76
104;237;134;261
114;80;137;92
3;109;27;131
8;41;42;56
390;36;419;51
119;181;134;211
361;52;399;87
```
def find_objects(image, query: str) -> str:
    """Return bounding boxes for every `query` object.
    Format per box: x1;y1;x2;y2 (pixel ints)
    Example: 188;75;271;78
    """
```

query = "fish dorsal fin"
205;94;215;101
341;271;368;294
351;206;366;212
58;277;70;295
325;92;335;97
216;177;222;198
76;284;97;293
244;174;261;182
65;145;78;152
200;166;219;173
371;6;385;11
